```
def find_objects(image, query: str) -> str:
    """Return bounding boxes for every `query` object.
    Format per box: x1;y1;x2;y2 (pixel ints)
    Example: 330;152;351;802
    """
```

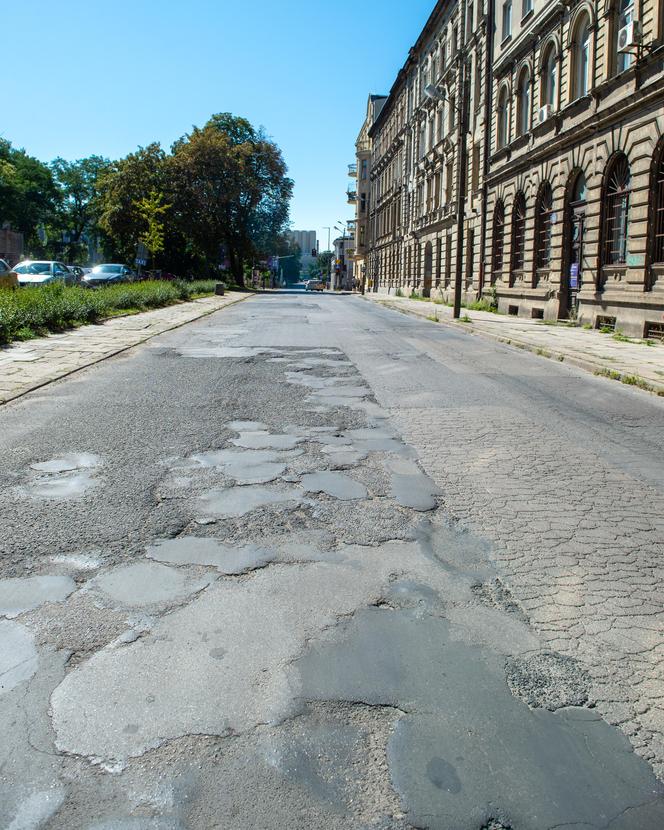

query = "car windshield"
14;262;51;274
92;265;123;274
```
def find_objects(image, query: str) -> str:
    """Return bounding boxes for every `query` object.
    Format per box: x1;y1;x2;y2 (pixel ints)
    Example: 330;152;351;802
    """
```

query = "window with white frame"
572;13;591;98
502;0;512;40
522;0;533;17
541;44;557;109
516;68;530;135
497;86;509;148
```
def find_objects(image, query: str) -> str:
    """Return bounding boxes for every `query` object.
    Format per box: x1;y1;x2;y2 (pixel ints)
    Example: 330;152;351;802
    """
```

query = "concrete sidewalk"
0;291;251;405
365;293;664;396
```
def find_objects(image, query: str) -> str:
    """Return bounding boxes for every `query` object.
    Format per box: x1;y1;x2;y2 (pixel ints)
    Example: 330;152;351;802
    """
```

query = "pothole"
505;652;592;711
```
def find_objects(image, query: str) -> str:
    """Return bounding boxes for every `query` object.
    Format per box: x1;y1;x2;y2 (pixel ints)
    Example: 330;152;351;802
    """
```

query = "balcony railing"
348;163;358;177
347;219;357;231
347;190;357;203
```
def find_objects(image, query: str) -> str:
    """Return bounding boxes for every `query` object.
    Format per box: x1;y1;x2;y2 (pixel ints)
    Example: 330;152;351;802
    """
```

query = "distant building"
0;226;24;266
289;230;318;271
351;95;387;291
332;234;355;290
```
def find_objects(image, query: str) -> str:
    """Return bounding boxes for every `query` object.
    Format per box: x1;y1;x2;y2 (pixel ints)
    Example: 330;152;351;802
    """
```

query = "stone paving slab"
365;293;664;395
0;292;251;405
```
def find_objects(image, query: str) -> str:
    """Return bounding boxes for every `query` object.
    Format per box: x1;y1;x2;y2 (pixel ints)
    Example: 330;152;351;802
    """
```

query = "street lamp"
424;62;469;320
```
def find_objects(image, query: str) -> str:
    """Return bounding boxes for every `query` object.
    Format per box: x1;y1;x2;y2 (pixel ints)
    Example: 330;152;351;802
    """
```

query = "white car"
13;261;80;287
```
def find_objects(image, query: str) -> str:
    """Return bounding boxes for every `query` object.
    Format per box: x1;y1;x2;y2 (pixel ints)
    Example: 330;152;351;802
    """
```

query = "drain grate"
595;315;617;331
645;321;664;341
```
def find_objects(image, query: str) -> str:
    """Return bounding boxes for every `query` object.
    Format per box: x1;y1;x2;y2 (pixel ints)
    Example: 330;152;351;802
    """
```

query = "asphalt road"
1;290;664;829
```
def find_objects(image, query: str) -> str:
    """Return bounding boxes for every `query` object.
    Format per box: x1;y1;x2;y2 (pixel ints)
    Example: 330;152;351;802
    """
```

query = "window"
492;201;505;282
522;0;533;17
541;44;557;109
615;0;635;74
472;143;480;192
601;153;630;266
361;159;368;180
516;68;530;135
535;182;554;269
452;26;458;57
648;140;664;270
448;94;456;131
502;0;512;40
497;86;509;148
437;107;444;141
441;37;448;68
466;228;475;284
360;192;367;213
571;13;591;99
446;160;454;202
474;54;482;112
510;192;527;282
467;0;475;38
419;123;426;158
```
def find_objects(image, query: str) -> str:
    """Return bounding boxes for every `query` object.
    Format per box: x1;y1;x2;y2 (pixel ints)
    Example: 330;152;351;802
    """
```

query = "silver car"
13;260;80;287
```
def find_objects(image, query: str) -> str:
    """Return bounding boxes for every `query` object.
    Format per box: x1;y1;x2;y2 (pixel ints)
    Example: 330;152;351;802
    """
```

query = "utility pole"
453;0;469;320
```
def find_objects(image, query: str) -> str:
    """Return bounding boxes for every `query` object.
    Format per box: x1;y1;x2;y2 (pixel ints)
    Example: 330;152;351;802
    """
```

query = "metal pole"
453;4;469;320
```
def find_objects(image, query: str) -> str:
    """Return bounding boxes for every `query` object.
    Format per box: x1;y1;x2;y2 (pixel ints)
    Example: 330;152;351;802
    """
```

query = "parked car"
66;265;85;281
0;259;18;290
13;261;79;286
82;263;135;287
305;279;325;292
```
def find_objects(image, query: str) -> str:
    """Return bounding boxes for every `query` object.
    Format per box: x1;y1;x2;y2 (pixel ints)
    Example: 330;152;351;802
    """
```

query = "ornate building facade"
361;0;664;336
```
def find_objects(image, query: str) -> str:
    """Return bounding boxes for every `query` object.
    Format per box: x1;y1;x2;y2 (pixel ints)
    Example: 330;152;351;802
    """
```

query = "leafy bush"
0;279;217;345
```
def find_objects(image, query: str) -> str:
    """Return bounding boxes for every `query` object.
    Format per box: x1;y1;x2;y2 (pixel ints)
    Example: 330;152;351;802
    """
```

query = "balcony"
347;190;357;204
347;219;357;231
348;163;358;177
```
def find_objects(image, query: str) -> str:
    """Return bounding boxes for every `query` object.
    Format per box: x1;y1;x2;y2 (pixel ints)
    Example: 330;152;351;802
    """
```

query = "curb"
364;296;664;398
0;293;252;407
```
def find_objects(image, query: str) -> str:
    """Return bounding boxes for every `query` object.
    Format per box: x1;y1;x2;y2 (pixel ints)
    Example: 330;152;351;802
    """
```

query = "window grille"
536;183;554;268
602;155;630;266
510;192;527;282
492;201;505;282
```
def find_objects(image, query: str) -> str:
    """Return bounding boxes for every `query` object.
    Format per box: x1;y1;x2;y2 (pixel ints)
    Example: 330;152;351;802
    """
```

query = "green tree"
96;143;167;262
135;191;171;268
168;113;293;281
51;155;110;262
0;140;59;246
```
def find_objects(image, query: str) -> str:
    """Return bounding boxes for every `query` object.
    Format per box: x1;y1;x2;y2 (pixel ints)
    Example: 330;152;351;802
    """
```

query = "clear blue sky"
4;0;435;252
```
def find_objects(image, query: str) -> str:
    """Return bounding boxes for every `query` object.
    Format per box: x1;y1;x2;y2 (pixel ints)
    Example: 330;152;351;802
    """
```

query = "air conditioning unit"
538;104;553;123
617;20;641;52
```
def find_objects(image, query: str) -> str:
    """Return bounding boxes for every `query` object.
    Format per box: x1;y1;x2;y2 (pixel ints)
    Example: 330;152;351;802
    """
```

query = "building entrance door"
561;171;587;317
423;242;433;298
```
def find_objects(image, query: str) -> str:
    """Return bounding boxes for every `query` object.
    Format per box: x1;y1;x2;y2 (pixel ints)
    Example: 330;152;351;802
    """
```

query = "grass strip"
0;280;219;346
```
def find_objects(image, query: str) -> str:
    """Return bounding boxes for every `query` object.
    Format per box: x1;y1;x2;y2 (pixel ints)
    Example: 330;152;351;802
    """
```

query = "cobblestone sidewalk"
365;293;664;395
0;292;251;405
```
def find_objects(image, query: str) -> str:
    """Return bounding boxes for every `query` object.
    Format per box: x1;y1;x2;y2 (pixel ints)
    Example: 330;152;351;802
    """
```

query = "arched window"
516;68;531;136
601;153;630;266
535;182;554;269
510;192;527;283
571;13;591;99
497;86;509;148
648;140;664;272
492;201;506;282
541;44;557;109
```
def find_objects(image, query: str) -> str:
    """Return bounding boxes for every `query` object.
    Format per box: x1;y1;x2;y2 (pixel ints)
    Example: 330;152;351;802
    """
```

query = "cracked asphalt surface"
1;289;664;829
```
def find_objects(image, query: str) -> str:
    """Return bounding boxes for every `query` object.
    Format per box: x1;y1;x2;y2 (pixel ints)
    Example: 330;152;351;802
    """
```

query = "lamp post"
334;221;348;291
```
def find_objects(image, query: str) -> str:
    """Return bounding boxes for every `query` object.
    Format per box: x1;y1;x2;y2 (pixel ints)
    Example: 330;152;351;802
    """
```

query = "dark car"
66;265;85;281
82;264;135;287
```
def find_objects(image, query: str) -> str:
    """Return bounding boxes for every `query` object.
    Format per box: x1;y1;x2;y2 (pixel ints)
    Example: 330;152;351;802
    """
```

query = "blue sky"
4;0;435;251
